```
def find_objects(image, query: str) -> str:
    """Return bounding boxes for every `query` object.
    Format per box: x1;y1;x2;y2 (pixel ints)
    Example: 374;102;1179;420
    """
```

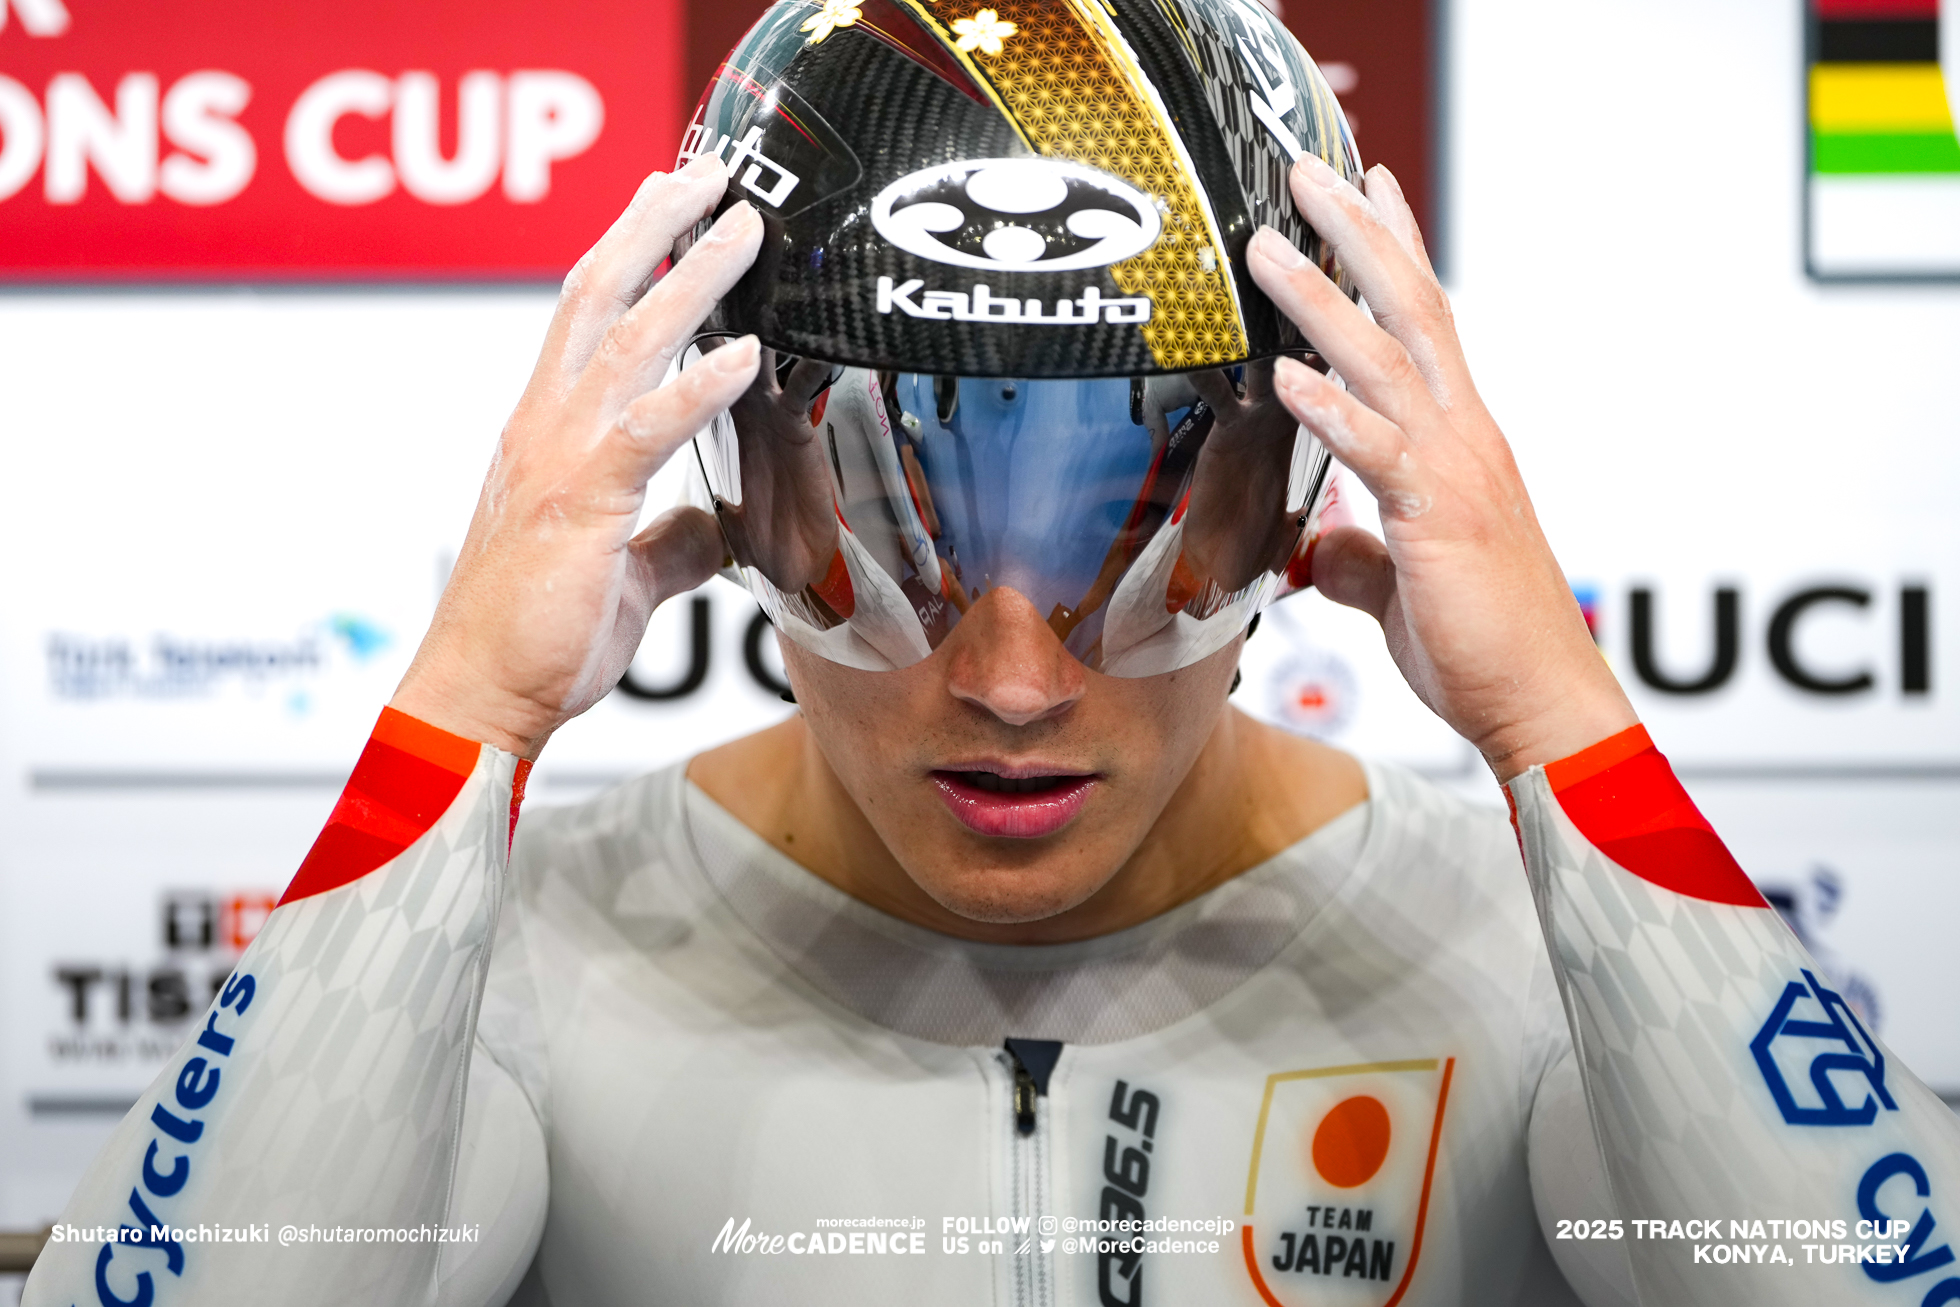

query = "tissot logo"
870;158;1162;272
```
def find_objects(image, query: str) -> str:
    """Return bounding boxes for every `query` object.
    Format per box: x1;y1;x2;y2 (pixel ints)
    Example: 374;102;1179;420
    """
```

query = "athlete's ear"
940;588;1086;727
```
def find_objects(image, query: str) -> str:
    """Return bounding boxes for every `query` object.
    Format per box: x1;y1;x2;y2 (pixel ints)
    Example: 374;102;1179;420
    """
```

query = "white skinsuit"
25;712;1960;1307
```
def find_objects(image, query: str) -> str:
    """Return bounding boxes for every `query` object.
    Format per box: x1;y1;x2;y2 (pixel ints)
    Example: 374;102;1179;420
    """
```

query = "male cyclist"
28;0;1960;1304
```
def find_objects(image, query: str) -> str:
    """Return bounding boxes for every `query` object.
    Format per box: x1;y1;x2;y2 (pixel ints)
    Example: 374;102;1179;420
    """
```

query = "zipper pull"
1012;1056;1038;1136
1004;1038;1063;1137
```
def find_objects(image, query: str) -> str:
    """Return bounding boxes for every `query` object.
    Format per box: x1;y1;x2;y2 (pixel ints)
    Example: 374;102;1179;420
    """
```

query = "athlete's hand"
719;349;844;595
390;157;763;758
1183;359;1311;594
1247;155;1637;780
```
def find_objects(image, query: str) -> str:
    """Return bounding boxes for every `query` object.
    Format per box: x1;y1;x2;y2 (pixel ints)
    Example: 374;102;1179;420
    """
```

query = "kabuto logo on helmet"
1223;0;1308;162
870;158;1162;273
678;84;862;219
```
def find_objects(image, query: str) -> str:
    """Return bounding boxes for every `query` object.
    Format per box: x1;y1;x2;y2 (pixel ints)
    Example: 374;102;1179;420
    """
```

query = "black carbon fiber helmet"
682;0;1359;376
680;0;1361;675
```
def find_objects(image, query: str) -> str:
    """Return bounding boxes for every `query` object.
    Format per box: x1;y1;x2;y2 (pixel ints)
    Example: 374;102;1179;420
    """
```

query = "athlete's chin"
912;863;1115;926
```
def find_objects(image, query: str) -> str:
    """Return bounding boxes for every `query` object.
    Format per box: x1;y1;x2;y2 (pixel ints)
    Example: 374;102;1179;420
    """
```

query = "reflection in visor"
690;348;1334;676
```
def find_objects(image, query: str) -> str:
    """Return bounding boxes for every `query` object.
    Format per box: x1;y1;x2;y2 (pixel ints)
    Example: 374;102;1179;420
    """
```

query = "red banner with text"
0;0;686;279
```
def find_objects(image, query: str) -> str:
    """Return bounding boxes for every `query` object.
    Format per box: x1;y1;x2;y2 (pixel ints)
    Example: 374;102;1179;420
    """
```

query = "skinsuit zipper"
1004;1039;1063;1307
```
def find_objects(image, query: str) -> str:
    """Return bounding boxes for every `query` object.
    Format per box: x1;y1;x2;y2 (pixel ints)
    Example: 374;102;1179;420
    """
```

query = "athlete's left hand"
1182;360;1308;594
1246;155;1637;780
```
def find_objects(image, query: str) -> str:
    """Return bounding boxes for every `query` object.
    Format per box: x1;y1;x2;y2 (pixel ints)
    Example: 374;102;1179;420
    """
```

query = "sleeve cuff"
1516;722;1765;908
278;707;528;907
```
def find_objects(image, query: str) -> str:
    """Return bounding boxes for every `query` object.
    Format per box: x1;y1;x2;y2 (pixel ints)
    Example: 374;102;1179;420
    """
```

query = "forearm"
1512;724;1960;1305
26;709;532;1307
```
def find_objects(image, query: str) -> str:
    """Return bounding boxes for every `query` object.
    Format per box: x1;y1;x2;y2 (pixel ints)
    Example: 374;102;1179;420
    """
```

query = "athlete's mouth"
953;771;1071;794
929;766;1097;838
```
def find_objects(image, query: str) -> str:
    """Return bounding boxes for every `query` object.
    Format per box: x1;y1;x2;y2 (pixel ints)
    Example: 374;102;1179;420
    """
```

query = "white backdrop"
3;0;1957;1253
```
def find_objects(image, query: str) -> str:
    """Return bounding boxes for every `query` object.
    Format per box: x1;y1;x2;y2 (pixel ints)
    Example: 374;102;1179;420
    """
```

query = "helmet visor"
689;347;1334;676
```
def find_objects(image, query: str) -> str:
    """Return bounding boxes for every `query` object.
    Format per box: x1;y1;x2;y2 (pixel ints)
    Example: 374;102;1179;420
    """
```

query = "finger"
1362;164;1436;280
1187;368;1242;415
1309;525;1396;623
1286;154;1459;404
545;156;731;386
1271;356;1436;522
576;201;762;424
1243;356;1276;402
626;505;728;611
592;335;761;503
1251;228;1444;435
779;357;834;416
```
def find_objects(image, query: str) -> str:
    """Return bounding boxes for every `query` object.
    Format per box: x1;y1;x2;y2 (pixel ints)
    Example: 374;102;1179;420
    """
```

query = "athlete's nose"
941;587;1086;727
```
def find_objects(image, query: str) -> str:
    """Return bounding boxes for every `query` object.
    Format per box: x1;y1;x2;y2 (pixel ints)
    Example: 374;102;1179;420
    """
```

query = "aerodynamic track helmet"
679;0;1362;675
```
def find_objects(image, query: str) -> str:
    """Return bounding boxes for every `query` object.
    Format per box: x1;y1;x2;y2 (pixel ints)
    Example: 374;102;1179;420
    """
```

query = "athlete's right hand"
719;349;843;595
389;157;763;758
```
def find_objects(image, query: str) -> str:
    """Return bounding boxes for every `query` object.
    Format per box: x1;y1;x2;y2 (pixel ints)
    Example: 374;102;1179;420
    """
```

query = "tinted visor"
690;348;1334;675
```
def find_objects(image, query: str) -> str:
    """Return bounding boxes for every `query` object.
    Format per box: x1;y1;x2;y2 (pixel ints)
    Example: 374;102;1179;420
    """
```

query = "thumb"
628;505;728;611
1309;525;1397;624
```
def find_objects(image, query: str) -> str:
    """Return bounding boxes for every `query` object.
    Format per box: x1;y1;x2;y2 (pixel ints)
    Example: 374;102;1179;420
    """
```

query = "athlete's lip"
929;762;1099;839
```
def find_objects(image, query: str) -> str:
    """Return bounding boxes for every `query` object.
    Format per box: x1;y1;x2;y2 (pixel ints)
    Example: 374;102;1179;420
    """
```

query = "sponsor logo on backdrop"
1;0;71;36
0;0;681;277
1805;0;1960;279
48;887;272;1066
1256;601;1362;744
1572;580;1934;698
1571;582;1602;643
1243;1058;1454;1307
0;61;602;207
611;595;796;702
45;613;390;711
871;158;1162;272
1751;969;1896;1127
283;69;602;206
1266;646;1358;740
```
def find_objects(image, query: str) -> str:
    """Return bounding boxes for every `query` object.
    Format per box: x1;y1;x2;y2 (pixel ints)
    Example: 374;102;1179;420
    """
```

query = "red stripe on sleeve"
278;708;481;907
510;758;534;851
372;705;482;777
1543;724;1766;908
1815;0;1936;17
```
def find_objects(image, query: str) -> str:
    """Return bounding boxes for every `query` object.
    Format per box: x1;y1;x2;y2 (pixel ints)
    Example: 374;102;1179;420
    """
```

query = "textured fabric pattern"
26;746;519;1307
1511;762;1960;1306
31;732;1648;1307
683;770;1367;1045
473;759;1583;1306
